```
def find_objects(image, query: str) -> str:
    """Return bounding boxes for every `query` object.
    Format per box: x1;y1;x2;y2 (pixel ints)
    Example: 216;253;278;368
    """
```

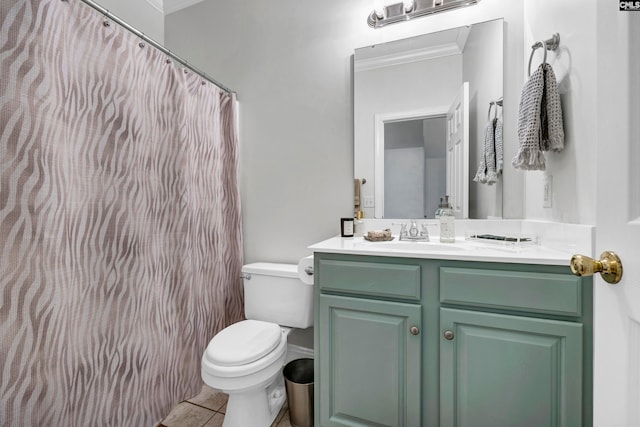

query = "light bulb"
373;0;385;18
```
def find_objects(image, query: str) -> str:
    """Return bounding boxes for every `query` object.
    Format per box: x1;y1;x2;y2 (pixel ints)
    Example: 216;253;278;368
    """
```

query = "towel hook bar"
528;33;560;77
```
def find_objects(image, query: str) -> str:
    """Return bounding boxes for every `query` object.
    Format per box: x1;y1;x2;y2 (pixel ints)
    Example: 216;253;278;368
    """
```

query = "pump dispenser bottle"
435;196;455;243
354;211;365;237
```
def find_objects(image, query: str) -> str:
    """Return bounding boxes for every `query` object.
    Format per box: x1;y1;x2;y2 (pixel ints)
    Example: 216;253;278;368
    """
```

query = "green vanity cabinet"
315;257;423;426
318;294;422;426
439;308;583;427
438;266;590;427
313;253;592;427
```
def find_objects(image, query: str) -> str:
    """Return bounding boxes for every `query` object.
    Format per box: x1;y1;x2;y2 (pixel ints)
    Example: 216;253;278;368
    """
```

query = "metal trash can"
283;358;314;427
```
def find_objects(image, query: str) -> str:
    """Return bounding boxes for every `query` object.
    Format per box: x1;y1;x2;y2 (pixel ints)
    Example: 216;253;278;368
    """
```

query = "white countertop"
309;235;576;266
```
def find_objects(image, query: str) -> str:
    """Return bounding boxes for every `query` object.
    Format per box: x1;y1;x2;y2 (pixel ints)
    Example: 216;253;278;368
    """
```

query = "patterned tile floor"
158;385;292;427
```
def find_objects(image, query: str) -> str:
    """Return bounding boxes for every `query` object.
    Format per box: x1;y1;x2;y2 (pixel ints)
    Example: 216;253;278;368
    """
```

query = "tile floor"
158;384;293;427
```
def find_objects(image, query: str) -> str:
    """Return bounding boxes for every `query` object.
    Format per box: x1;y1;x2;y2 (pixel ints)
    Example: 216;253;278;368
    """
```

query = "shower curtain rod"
76;0;236;96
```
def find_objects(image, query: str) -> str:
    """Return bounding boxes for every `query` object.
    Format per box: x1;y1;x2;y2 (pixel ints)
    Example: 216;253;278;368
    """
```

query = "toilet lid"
207;320;282;367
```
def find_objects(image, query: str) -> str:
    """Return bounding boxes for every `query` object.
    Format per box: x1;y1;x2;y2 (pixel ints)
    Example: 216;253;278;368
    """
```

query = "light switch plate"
363;196;374;208
543;175;553;208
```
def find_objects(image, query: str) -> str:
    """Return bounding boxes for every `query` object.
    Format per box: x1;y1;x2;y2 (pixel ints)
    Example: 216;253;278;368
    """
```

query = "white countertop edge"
309;236;576;266
308;220;593;266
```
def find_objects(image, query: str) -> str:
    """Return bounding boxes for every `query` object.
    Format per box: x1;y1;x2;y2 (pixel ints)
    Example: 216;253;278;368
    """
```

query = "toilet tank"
242;262;314;329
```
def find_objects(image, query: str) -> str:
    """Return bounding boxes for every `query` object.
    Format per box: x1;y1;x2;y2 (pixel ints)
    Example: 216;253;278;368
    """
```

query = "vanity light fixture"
367;0;481;28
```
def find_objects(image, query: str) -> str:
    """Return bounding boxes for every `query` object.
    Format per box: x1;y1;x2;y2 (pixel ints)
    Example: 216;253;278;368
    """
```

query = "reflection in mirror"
383;116;446;219
354;18;503;219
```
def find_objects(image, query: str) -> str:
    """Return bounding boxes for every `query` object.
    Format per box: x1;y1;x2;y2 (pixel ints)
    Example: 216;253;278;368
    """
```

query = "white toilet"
201;262;314;427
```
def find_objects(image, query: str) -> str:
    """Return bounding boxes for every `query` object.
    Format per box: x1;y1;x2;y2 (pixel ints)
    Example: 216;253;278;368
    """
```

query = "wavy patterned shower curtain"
0;0;244;425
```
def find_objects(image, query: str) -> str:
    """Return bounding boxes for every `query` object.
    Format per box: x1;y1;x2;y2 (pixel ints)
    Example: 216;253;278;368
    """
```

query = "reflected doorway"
384;116;446;219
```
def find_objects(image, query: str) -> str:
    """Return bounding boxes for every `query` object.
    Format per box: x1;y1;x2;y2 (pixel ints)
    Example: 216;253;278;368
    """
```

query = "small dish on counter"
363;229;393;241
363;235;395;242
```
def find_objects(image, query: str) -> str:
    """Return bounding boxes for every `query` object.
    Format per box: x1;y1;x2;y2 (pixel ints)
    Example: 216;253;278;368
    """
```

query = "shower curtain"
0;1;244;425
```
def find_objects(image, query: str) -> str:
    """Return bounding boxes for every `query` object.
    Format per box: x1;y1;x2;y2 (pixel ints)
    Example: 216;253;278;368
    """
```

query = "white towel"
512;63;564;170
354;178;362;209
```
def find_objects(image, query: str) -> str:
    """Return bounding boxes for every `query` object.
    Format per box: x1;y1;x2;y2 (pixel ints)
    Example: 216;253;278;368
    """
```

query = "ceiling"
144;0;205;15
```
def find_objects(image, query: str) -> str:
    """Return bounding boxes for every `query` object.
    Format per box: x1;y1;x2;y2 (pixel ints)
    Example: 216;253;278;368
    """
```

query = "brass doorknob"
570;251;623;284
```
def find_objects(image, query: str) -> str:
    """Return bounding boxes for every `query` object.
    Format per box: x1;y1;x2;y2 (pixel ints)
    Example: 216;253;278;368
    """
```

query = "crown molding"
355;43;462;72
355;25;470;72
142;0;205;15
143;0;163;13
164;0;205;14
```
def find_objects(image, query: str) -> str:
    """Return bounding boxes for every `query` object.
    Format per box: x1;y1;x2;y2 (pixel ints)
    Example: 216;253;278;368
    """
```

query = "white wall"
522;0;597;224
384;147;425;219
384;121;425;219
424;117;447;218
92;0;164;43
425;158;446;218
165;0;526;263
86;0;598;263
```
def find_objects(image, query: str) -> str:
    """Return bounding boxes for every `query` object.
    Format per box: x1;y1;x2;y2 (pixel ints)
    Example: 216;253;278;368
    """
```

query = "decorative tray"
364;235;395;242
364;229;394;241
465;233;539;248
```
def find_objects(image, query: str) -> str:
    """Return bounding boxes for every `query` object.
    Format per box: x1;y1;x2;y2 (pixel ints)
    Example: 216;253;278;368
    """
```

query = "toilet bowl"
201;262;314;427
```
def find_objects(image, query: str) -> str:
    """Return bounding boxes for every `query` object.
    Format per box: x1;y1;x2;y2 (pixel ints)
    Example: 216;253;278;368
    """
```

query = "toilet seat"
207;320;282;366
202;320;287;378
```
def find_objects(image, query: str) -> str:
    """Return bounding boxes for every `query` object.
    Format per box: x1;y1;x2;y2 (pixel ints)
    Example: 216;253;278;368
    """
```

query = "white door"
592;7;640;426
445;82;469;219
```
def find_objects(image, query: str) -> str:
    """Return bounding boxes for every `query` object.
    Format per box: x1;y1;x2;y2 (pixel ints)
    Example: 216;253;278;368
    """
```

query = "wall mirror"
354;18;504;219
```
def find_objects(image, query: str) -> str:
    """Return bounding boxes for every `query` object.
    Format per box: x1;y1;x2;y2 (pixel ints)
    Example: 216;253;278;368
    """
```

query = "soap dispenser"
354;211;365;237
436;196;455;243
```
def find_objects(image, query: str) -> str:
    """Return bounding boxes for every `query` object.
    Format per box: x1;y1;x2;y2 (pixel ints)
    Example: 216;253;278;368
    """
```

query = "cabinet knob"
410;326;420;335
443;330;455;340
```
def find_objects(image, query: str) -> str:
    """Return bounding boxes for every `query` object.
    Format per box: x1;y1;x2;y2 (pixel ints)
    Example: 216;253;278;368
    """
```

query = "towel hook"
528;33;560;77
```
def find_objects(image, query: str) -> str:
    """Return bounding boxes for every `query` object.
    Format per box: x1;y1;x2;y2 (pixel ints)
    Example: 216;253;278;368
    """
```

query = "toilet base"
222;376;286;427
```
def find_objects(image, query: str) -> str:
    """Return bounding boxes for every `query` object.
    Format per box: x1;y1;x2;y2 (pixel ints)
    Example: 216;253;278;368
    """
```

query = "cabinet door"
440;308;583;427
319;294;422;427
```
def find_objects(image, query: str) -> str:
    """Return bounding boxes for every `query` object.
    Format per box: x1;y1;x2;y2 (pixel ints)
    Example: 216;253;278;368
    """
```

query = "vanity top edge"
309;236;572;266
